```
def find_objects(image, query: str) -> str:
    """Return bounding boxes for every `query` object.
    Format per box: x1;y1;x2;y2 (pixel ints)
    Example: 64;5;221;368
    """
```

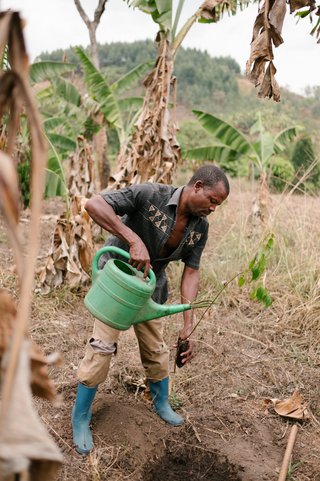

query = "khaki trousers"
77;318;169;387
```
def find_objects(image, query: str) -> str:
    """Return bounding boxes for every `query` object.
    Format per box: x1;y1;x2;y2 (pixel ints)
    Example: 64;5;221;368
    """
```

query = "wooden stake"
277;424;299;481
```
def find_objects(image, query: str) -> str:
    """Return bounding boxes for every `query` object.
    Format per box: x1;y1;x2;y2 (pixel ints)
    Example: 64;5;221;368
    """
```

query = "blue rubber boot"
148;377;184;426
72;383;98;454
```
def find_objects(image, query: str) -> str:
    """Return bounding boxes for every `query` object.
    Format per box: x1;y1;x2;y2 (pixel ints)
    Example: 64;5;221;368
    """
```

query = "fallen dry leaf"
267;390;310;420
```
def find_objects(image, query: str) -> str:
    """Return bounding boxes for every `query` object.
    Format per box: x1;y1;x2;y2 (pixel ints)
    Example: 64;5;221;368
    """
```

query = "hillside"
37;40;320;136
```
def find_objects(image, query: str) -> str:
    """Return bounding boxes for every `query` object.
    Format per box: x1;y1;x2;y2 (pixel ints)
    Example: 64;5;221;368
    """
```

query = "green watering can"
84;246;191;330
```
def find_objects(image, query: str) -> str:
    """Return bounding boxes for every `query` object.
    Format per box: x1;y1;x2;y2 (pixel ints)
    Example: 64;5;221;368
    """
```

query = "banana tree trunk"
109;34;181;188
251;171;270;225
93;111;110;190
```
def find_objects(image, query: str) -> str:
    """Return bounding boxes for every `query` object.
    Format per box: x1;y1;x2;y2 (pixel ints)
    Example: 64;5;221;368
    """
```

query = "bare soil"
1;189;320;481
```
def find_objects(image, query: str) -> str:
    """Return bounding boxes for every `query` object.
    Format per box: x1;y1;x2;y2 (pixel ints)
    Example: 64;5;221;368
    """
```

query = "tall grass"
167;178;320;355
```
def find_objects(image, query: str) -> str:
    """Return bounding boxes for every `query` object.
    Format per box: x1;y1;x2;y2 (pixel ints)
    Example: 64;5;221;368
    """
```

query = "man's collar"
166;186;184;207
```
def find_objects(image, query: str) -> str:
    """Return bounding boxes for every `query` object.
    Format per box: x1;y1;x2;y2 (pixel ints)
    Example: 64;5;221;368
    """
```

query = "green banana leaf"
127;0;172;33
43;117;65;130
117;97;144;111
52;77;81;107
76;47;146;143
111;61;154;95
274;126;301;153
47;133;77;152
192;110;254;156
252;132;275;167
45;151;67;198
183;145;240;163
76;47;122;128
30;61;75;83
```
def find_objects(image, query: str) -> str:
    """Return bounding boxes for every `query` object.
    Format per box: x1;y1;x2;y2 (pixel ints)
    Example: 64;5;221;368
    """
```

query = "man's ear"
194;180;203;191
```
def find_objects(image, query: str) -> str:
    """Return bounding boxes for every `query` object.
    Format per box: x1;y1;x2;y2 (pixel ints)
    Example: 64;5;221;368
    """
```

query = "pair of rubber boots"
72;376;183;454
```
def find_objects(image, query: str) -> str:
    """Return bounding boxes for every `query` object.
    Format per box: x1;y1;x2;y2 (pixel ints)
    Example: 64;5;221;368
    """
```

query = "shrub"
291;137;320;192
270;156;295;192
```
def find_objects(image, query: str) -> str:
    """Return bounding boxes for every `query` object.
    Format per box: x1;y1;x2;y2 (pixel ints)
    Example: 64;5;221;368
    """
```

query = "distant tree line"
36;40;320;193
37;40;240;110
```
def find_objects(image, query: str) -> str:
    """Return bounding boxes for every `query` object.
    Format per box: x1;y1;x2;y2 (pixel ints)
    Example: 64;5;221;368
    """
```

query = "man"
72;164;229;454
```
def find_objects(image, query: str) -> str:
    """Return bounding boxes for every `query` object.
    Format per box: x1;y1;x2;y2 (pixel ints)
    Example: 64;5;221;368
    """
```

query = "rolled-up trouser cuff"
77;320;120;387
77;318;169;385
77;342;115;387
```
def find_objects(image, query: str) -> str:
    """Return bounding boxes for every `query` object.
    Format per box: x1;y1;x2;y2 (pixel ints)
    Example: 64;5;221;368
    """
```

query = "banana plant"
185;110;300;171
30;55;150;194
30;61;80;198
75;47;150;148
113;0;252;187
188;110;301;173
185;110;301;221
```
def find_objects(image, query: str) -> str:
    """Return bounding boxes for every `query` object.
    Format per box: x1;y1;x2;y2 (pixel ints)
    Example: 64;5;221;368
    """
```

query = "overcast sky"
1;0;319;95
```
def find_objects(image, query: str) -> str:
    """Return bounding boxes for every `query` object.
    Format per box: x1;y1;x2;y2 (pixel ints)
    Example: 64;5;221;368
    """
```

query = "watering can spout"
136;299;191;324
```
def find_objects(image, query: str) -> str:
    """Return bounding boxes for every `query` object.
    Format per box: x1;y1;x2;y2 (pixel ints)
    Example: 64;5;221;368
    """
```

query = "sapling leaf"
248;255;257;270
251;266;260;281
266;236;274;250
263;293;272;307
258;253;266;272
238;233;274;307
255;286;265;300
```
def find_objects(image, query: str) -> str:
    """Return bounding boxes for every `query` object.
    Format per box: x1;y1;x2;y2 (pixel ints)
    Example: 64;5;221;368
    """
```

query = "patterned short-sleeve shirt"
99;183;209;303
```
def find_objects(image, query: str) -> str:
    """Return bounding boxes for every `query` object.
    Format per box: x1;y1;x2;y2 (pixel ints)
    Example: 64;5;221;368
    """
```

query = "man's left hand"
174;326;194;365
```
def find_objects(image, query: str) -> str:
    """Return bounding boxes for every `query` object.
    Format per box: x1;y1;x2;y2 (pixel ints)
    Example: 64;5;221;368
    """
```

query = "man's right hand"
85;195;151;277
129;240;151;278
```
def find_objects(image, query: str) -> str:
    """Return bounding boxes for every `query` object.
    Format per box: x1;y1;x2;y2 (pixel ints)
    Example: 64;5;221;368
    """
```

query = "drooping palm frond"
76;46;147;144
191;110;301;172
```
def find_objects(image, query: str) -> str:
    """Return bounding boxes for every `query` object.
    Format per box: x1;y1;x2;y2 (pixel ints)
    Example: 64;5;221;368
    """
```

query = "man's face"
188;180;228;217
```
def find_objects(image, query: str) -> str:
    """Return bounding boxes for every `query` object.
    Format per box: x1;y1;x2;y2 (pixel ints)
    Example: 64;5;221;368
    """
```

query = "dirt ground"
1;188;320;481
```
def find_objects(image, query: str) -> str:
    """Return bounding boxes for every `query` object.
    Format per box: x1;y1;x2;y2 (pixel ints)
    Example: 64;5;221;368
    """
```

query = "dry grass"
2;181;320;480
163;179;320;480
167;178;320;357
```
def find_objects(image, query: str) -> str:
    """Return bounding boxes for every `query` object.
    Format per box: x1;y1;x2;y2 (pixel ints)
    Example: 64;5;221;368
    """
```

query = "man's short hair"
187;164;229;195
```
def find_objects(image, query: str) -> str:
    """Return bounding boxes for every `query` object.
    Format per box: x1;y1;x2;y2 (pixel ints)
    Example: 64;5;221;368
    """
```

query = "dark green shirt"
99;183;208;303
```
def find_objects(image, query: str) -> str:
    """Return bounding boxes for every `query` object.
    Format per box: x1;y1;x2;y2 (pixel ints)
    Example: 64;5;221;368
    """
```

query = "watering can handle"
92;246;156;285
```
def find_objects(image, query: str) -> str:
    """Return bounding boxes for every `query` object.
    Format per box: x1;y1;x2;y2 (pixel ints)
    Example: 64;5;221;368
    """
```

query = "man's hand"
176;265;199;365
85;196;151;277
129;240;151;278
174;325;194;367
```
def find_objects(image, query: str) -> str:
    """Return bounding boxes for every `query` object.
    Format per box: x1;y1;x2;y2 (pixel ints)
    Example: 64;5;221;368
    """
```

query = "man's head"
184;164;229;218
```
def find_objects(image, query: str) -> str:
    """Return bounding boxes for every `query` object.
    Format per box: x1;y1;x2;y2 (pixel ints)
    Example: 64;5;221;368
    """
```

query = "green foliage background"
36;39;320;194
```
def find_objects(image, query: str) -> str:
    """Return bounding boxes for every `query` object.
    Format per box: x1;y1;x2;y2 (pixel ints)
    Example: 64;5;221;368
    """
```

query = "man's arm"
177;265;200;364
85;195;151;275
